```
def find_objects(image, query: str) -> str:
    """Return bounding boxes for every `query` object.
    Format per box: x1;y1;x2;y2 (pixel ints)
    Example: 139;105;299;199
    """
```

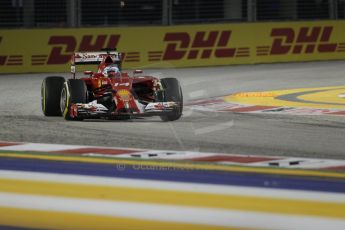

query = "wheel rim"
60;88;67;114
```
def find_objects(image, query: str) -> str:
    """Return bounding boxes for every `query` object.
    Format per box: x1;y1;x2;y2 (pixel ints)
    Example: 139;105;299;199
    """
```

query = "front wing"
69;100;178;119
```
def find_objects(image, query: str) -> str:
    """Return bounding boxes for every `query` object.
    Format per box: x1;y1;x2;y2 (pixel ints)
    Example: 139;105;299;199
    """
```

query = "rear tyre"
60;79;87;121
41;76;65;116
159;78;183;122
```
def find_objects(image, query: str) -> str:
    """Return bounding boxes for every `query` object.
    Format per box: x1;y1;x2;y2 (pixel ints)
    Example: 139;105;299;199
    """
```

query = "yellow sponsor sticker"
117;89;131;101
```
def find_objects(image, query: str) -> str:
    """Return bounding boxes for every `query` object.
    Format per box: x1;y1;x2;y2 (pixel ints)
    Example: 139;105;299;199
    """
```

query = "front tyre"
159;78;183;122
60;79;87;121
41;76;65;116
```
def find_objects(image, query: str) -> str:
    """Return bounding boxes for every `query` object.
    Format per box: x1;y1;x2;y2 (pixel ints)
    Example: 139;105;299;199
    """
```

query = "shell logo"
117;89;131;101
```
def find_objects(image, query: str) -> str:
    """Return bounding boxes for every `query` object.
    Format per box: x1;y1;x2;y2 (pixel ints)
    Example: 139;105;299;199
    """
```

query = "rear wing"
71;51;121;65
70;51;122;78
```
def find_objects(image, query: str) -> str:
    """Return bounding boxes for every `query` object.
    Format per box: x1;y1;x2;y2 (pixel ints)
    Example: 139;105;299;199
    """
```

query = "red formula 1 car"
41;50;183;121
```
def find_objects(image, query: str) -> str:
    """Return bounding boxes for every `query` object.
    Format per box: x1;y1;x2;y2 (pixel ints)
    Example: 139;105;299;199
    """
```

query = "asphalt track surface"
1;61;345;159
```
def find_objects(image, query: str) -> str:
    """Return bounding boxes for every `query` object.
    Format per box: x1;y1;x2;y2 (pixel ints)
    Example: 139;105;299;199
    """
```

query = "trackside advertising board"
1;20;345;73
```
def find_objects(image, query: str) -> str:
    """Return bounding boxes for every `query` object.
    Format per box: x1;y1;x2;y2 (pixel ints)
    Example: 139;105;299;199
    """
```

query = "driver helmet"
103;64;120;77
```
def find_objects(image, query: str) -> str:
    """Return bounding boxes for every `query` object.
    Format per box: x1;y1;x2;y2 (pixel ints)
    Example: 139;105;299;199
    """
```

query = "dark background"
1;0;344;28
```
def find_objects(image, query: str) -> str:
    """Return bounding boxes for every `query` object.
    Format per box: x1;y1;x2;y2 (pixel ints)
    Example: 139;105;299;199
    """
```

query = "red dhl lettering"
47;35;120;64
0;35;23;66
270;26;337;55
162;31;237;60
0;37;6;65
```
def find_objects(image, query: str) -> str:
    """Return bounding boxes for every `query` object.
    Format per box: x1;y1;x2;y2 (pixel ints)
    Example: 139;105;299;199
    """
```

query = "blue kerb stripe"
0;157;344;193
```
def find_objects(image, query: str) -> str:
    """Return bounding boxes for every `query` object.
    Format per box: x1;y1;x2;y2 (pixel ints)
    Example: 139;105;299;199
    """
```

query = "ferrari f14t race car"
41;50;183;121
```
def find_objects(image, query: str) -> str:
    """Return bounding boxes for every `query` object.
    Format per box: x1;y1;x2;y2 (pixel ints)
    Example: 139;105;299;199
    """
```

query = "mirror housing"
133;69;143;75
84;70;93;76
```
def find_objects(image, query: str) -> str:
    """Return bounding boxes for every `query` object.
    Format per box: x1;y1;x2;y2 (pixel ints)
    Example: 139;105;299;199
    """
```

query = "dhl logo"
47;35;120;64
0;35;121;66
46;35;141;64
27;35;140;65
257;26;345;56
148;31;250;61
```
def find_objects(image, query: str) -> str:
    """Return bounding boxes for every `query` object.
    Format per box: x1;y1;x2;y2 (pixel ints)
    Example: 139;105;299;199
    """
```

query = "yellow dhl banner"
1;20;345;73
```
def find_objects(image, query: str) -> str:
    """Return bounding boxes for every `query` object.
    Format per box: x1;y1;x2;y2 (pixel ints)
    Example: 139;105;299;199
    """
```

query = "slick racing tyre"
60;79;87;121
159;78;183;122
41;76;65;116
